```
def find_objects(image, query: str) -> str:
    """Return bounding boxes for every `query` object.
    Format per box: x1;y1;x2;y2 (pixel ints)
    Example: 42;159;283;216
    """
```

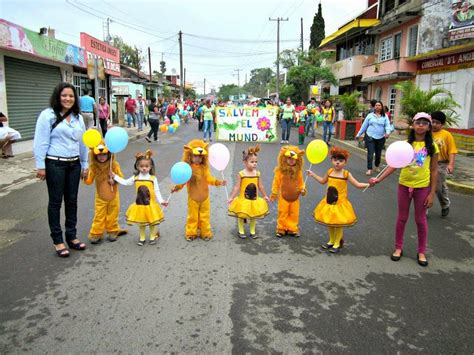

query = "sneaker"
238;232;247;239
107;235;118;242
250;234;258;239
209;138;213;142
285;140;289;144
90;238;101;244
441;207;449;217
365;170;372;176
137;240;145;246
149;239;157;245
280;140;285;144
329;246;341;253
145;137;151;142
287;231;300;238
275;232;284;238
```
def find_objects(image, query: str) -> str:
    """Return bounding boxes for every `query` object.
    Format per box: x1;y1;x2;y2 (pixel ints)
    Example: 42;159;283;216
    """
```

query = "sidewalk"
313;126;474;195
0;126;148;193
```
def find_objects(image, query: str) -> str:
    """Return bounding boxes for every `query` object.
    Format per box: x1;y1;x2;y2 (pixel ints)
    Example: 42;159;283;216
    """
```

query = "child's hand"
263;195;270;203
108;177;115;186
221;180;227;186
368;178;378;187
270;193;278;202
306;169;315;178
424;194;434;208
300;189;306;196
171;185;178;193
227;197;235;205
161;201;169;207
110;172;116;179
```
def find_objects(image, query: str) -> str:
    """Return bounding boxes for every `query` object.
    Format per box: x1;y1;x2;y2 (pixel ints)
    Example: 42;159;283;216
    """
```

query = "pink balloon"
385;141;414;168
208;143;230;171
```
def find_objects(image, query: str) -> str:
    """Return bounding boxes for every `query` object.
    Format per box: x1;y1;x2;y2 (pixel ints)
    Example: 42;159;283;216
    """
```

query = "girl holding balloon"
307;146;370;253
112;150;168;246
228;144;270;239
369;113;439;266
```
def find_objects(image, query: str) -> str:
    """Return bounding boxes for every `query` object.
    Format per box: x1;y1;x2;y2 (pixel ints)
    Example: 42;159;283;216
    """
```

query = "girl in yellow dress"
307;147;370;253
112;150;168;246
228;145;270;239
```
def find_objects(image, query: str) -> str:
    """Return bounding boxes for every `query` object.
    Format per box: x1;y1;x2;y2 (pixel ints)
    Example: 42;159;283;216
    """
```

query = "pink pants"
395;184;431;254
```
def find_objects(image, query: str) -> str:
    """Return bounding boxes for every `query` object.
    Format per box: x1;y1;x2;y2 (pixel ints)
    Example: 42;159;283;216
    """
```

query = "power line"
182;33;300;43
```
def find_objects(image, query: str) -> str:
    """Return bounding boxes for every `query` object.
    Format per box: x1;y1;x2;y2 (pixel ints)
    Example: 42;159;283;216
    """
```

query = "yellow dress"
314;169;357;227
126;177;165;226
228;171;269;219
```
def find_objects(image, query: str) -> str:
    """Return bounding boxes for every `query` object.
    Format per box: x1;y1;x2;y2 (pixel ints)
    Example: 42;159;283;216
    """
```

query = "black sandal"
67;240;87;250
55;248;70;258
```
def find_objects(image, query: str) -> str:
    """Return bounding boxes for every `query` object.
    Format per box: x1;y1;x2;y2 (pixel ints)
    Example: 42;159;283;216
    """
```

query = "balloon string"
221;171;229;200
303;163;313;187
109;154;114;192
363;165;389;192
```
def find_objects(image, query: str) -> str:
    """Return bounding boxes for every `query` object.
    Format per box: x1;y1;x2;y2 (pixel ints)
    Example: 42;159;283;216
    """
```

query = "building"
362;0;423;123
319;0;379;101
0;19;87;139
408;0;474;129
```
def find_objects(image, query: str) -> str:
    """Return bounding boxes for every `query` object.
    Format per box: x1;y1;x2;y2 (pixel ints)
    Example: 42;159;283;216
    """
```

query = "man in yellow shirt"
431;111;458;217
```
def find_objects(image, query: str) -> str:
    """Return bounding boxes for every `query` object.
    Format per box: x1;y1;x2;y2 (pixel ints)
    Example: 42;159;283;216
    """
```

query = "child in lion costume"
171;139;226;241
84;141;127;243
270;145;306;238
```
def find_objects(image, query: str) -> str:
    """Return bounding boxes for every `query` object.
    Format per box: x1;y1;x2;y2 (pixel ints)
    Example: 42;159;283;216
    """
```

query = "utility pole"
184;68;186;97
300;18;304;52
103;18;112;43
204;78;206;96
135;47;140;76
234;68;242;100
148;47;152;83
269;17;288;103
178;31;184;100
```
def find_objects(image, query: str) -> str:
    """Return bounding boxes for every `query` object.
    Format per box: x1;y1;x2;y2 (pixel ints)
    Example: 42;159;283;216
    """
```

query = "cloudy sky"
1;0;367;93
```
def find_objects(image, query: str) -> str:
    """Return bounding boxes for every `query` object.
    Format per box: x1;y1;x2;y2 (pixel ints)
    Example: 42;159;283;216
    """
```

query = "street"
0;123;473;353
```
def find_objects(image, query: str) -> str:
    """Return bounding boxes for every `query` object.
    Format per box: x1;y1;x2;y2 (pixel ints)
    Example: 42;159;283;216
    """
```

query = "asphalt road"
0;122;473;353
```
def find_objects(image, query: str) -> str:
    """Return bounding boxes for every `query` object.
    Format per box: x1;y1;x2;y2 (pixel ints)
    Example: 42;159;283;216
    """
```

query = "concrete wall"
418;0;451;54
331;55;376;80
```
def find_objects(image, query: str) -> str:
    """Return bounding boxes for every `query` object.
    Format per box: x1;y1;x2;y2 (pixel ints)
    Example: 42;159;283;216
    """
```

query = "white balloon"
208;143;230;171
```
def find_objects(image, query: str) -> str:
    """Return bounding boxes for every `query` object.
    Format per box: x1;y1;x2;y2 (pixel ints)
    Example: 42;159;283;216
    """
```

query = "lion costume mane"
84;142;127;241
173;139;225;240
271;145;306;236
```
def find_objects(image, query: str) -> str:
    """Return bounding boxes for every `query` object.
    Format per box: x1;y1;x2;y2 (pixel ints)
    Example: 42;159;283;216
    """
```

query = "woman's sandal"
67;240;87;250
55;248;70;258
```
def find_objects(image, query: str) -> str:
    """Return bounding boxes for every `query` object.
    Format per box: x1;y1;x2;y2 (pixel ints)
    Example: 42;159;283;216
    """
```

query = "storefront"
414;48;474;129
77;33;120;105
0;19;86;139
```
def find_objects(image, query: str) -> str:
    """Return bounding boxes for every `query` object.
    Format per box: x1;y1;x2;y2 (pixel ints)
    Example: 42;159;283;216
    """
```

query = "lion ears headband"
135;149;153;160
243;144;261;157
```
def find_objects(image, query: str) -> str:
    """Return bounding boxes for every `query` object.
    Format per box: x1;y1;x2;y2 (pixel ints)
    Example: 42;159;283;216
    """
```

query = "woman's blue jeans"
45;159;82;245
203;120;212;140
323;121;333;143
281;119;291;141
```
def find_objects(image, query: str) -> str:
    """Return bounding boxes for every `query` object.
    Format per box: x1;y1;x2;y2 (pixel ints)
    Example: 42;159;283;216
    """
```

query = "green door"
4;56;62;140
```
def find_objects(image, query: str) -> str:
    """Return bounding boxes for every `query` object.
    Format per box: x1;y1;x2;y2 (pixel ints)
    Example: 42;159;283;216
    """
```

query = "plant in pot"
395;81;460;129
337;91;365;140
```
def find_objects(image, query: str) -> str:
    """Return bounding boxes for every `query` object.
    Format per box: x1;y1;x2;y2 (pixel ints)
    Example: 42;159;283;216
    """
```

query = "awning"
320;19;380;47
406;42;474;61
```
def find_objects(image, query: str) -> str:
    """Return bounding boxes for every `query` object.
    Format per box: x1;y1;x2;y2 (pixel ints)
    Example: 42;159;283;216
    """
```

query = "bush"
338;91;365;120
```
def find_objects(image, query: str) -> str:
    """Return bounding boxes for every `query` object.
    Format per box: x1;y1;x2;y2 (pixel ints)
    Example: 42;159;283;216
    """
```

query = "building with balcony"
407;0;474;129
318;0;379;102
361;0;423;123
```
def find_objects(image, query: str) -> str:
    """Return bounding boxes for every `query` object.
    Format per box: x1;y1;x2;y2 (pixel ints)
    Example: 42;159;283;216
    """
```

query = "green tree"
217;84;241;101
338;91;365;120
184;87;197;99
395;81;460;126
111;35;145;72
310;2;325;49
242;68;274;97
284;49;336;102
279;50;299;70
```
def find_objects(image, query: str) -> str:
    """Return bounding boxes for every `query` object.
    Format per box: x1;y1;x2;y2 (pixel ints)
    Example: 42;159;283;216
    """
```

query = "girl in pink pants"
370;112;439;267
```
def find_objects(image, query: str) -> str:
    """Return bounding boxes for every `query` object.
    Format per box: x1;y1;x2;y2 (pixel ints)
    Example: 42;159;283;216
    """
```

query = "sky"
1;0;368;94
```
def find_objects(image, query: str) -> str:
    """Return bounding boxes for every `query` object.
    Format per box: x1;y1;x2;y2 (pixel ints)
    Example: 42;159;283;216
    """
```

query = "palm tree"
395;81;460;126
338;91;365;120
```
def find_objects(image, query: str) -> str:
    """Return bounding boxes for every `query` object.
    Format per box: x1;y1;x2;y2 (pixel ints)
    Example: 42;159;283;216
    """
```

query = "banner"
216;106;277;143
0;19;86;67
449;0;474;40
80;33;120;76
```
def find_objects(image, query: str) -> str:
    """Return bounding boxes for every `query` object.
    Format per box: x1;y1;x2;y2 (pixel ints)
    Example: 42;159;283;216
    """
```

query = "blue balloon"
168;126;175;133
170;162;192;184
105;127;128;153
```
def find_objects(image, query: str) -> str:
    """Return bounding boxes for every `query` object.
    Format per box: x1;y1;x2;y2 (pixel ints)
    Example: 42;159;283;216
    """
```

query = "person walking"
33;82;89;258
125;95;136;128
145;105;160;142
202;99;215;142
97;96;110;137
0;112;21;158
306;98;317;136
136;94;146;131
79;90;96;128
322;99;336;145
280;97;296;144
355;100;391;176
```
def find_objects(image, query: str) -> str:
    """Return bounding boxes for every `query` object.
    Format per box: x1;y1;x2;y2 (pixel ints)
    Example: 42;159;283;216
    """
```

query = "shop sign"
112;85;130;95
418;50;474;74
80;33;120;76
216;106;277;143
0;19;86;67
449;1;474;40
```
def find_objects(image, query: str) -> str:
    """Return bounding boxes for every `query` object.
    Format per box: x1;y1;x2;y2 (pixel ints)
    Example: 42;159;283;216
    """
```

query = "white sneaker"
280;140;285;144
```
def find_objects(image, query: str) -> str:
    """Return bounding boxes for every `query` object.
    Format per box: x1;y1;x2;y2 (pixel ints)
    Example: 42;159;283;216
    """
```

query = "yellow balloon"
311;86;319;95
172;122;179;128
306;139;328;164
82;129;102;148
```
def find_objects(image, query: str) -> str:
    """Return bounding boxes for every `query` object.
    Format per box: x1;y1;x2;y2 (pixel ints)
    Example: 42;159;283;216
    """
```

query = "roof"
320;19;381;47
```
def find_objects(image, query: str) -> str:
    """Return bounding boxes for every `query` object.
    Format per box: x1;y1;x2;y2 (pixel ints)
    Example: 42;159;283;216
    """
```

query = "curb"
317;133;474;196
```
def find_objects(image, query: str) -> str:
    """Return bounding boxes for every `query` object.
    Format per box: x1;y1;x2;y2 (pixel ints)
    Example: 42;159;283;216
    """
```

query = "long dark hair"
50;82;81;115
374;100;386;117
408;122;435;157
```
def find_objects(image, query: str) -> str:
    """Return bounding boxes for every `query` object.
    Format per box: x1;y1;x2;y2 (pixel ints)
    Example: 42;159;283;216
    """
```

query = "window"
375;87;383;101
98;79;107;99
408;25;419;57
389;87;397;116
394;33;402;58
380;36;393;61
73;74;83;97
